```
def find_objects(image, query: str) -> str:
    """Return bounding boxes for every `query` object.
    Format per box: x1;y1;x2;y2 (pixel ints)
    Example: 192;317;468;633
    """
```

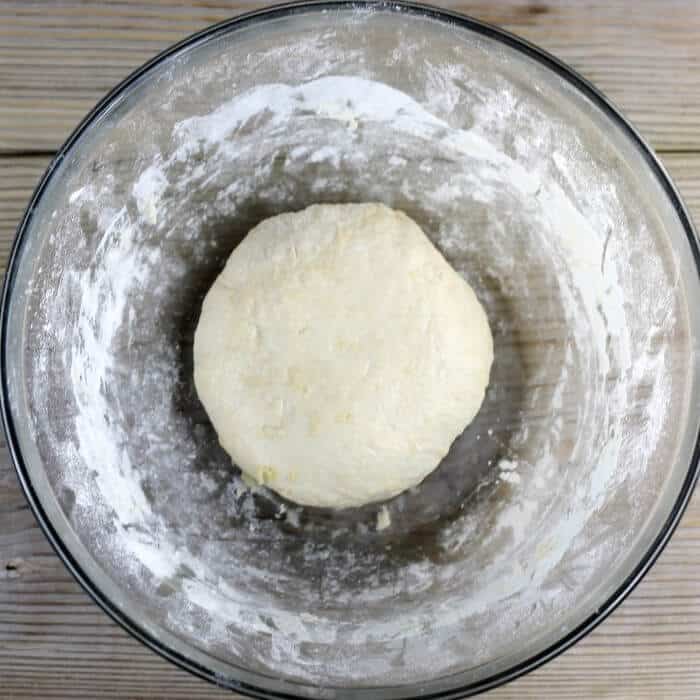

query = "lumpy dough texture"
194;203;493;508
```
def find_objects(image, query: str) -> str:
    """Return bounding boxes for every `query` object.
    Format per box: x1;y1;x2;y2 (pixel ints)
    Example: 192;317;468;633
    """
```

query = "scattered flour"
376;506;392;532
18;8;689;692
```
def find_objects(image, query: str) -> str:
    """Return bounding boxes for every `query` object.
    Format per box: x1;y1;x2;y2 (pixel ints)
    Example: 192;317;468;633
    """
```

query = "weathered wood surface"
1;2;699;698
1;1;699;153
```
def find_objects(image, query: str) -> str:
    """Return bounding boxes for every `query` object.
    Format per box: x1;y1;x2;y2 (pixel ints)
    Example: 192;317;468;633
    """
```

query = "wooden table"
1;2;699;698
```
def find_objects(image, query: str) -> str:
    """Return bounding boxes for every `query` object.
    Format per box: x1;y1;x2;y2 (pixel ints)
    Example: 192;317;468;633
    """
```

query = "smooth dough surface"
194;203;493;508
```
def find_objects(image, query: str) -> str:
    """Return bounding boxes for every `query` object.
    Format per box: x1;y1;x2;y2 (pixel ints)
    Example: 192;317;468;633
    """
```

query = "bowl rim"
2;1;699;697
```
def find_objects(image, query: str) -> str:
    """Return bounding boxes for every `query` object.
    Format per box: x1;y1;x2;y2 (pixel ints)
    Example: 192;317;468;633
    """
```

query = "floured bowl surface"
3;2;700;697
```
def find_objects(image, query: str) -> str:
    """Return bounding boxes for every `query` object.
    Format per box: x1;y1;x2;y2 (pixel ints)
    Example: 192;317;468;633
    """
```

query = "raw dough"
194;203;493;508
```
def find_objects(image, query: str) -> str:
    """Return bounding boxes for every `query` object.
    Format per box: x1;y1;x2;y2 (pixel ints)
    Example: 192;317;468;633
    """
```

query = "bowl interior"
5;4;700;697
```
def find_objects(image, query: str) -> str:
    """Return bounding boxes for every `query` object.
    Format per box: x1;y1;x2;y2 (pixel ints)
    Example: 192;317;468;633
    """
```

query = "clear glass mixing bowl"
2;2;700;697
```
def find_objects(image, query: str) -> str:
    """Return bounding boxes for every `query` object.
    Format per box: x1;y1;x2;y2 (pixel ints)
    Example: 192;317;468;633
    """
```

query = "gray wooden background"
1;1;699;698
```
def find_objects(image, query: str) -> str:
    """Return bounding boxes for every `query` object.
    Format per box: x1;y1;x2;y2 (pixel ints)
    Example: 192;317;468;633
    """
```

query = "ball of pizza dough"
194;203;493;508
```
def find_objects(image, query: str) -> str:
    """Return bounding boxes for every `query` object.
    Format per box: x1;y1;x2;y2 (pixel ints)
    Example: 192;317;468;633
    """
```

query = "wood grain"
1;434;699;699
1;147;699;697
1;2;700;698
0;0;699;153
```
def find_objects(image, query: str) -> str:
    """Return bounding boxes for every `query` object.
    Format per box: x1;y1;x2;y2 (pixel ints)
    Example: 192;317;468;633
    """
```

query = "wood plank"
0;1;699;154
1;455;699;699
0;151;699;697
0;155;50;274
1;152;696;272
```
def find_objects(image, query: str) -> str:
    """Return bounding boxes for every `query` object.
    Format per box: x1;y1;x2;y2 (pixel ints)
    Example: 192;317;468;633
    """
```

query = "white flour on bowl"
21;9;689;689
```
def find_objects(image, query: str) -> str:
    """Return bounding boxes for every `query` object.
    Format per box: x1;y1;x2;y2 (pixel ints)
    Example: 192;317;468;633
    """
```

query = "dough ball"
194;203;493;508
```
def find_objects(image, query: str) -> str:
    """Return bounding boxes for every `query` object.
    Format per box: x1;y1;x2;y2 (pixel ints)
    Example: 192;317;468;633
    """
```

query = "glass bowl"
2;2;699;697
